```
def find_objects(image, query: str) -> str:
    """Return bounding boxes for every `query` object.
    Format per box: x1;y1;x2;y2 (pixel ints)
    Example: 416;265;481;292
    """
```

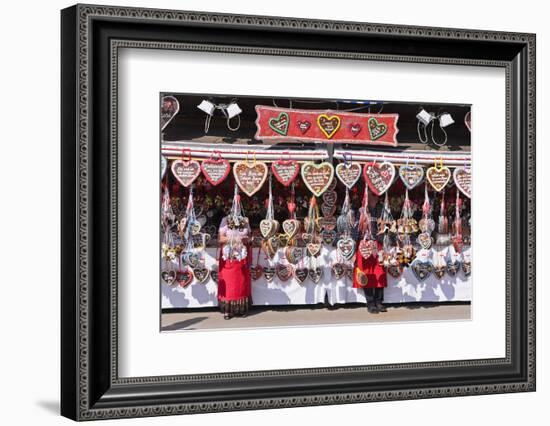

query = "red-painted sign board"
255;106;399;146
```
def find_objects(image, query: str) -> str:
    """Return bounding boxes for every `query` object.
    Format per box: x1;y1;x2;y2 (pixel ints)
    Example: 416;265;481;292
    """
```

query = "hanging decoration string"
381;192;394;253
358;185;372;240
438;190;448;234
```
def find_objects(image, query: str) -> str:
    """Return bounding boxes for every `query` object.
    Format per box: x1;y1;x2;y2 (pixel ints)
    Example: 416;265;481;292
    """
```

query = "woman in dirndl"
217;188;252;319
353;191;388;314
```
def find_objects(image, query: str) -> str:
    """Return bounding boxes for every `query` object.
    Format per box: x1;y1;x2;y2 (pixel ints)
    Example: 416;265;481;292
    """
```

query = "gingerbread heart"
200;158;230;186
301;233;313;244
282;219;300;239
419;218;436;233
426;166;451;192
399;165;424;190
411;259;434;281
301;162;334;197
171;159;201;187
260;219;279;238
210;265;219;283
308;266;323;283
182;251;200;268
319;216;337;231
189;221;202;235
233;161;268;196
417;232;432;249
266;236;280;258
161;95;180;130
306;242;322;257
358;239;377;259
363;161;396;195
345;264;354;280
433;265;446;279
462;261;471;276
331;263;345;280
337;237;356;260
251;264;263;281
285;246;304;264
317;114;341;139
176;269;193;287
321;203;336;217
368;117;388;140
321;229;337;245
271;160;299;187
277;233;289;247
447;259;461;276
276;264;293;282
192;266;210;284
453;167;471;198
387;264;403;278
294;267;308;284
322;190;337;206
335;163;362;189
263;266;276;282
268;112;290;135
464;111;471;132
161;270;176;285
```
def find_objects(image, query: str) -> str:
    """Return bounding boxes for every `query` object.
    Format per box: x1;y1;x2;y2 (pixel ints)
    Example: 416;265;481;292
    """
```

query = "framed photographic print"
61;3;536;421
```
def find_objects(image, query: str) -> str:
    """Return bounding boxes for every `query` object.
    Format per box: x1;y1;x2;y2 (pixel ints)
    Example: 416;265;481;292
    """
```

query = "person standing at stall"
217;187;252;319
353;190;388;314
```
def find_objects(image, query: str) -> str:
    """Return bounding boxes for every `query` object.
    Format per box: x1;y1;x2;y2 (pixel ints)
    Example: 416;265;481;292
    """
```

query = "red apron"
353;241;387;289
217;243;252;302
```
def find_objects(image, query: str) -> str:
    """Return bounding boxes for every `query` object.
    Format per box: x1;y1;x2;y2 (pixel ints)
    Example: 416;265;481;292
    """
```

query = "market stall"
160;96;472;309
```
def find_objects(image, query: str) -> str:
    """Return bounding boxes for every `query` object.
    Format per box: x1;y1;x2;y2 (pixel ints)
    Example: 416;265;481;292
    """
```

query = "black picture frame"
61;4;536;421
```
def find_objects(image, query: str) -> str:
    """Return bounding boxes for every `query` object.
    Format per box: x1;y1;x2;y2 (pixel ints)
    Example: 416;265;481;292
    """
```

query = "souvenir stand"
160;97;472;309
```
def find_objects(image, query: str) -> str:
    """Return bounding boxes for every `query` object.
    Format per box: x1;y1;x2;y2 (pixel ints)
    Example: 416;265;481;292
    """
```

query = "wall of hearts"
160;147;472;308
160;92;471;308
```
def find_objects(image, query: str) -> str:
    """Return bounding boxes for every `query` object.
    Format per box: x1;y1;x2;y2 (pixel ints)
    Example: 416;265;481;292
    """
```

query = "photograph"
160;93;472;331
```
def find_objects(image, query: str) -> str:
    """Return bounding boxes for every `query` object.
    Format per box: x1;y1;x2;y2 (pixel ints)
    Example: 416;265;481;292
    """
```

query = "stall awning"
162;141;329;161
333;148;471;166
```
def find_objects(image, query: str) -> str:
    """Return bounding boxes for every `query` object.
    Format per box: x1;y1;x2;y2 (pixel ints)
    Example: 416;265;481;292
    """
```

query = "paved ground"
161;303;470;332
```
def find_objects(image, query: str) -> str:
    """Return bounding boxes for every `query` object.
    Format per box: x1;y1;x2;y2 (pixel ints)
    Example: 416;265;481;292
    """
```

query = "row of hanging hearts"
167;155;471;198
406;257;471;281
250;261;360;284
161;264;218;287
161;256;471;286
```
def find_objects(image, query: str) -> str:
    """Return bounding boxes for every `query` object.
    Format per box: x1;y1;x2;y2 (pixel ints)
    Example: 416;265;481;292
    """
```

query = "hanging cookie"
410;258;434;281
453;166;471;198
399;163;424;190
426;159;451;192
192;265;210;284
335;154;361;189
294;267;308;284
337;237;356;261
271;157;299;187
301;162;334;197
200;152;230;186
276;263;293;282
331;262;345;280
161;269;176;286
176;268;194;287
233;156;268;196
363;161;395;195
308;266;323;283
171;153;201;187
